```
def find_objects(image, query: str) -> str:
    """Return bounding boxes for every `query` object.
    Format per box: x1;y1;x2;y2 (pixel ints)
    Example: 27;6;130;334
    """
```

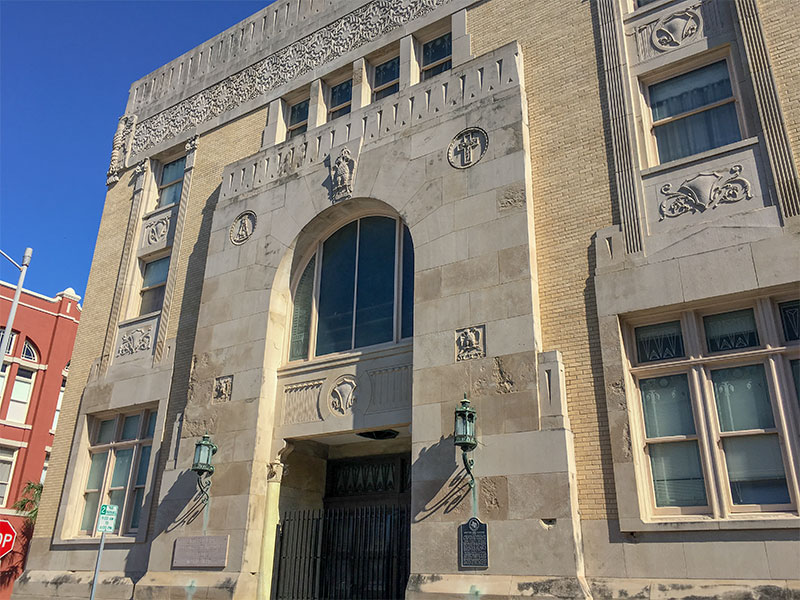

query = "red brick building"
0;282;80;597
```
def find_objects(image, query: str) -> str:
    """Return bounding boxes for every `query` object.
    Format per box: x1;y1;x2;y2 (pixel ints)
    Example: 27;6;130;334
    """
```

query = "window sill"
118;311;161;329
620;513;800;532
0;420;32;430
624;0;679;22
142;202;178;221
53;534;139;547
280;340;413;377
641;137;759;178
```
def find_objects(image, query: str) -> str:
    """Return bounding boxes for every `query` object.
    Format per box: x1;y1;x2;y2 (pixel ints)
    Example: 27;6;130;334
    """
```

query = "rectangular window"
41;453;49;484
139;256;170;315
373;57;400;101
52;378;65;431
421;33;452;81
0;448;14;506
79;409;156;536
157;157;185;209
0;329;17;356
288;98;309;139
328;79;352;121
7;368;34;423
648;60;741;163
628;299;798;518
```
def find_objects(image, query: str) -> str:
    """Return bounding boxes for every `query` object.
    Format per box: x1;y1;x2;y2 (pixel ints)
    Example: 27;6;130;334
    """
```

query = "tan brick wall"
147;108;267;532
36;170;136;537
468;0;617;520
759;0;800;177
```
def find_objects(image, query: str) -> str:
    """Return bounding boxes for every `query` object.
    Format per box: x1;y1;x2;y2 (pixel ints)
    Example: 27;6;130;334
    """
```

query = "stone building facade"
13;0;799;598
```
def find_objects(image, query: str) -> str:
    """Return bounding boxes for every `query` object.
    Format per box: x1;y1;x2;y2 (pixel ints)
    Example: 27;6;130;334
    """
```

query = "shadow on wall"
411;435;471;523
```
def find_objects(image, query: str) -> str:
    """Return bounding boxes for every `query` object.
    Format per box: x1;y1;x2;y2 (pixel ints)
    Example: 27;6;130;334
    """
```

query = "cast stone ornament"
130;0;452;157
144;215;170;246
329;375;357;417
456;325;486;361
230;210;257;245
447;127;488;169
133;159;148;177
185;135;199;152
652;7;702;52
658;164;752;220
330;147;356;203
116;327;153;357
213;375;233;404
106;114;136;185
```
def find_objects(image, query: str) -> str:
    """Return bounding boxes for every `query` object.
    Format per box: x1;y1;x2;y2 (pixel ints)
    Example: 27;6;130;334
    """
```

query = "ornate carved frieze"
634;1;725;62
456;325;486;361
330;147;356;203
130;0;452;157
658;164;752;220
116;327;153;358
144;215;171;246
213;375;233;404
284;380;324;424
230;210;257;245
329;375;357;417
447;127;488;169
106;114;136;185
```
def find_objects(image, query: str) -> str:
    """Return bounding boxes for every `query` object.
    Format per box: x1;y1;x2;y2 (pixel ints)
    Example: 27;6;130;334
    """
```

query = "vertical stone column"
400;34;419;91
307;78;327;129
351;58;371;111
451;9;472;67
263;97;287;147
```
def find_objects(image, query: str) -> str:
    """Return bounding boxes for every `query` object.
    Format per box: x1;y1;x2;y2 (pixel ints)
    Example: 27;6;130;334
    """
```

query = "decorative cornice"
129;0;451;157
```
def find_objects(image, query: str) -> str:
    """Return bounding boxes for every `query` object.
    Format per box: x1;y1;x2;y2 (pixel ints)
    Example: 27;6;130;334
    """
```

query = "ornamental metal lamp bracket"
191;433;217;504
454;394;477;488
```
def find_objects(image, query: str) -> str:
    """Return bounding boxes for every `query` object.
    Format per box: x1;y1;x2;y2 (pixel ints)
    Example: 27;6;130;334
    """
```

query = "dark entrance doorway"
274;454;411;600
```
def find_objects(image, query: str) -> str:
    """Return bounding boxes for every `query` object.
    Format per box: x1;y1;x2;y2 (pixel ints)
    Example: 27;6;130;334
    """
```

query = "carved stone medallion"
144;215;170;246
213;375;233;404
116;327;153;358
658;164;752;220
652;8;702;52
329;375;357;417
230;210;257;245
456;325;486;361
330;147;356;203
448;128;488;169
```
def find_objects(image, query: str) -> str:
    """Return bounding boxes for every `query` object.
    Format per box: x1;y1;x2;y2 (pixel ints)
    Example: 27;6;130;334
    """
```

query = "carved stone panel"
366;365;412;414
114;315;159;365
456;325;486;361
172;535;229;569
658;164;752;220
329;375;357;417
230;210;257;246
447;127;489;169
139;206;177;258
329;147;356;203
284;380;324;425
213;375;233;404
634;0;727;62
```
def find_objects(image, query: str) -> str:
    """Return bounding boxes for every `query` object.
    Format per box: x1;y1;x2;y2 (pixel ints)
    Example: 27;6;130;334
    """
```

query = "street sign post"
90;504;118;600
0;520;17;560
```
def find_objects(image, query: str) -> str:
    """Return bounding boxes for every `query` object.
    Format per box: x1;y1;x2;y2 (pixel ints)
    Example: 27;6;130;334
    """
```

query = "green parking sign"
96;504;118;533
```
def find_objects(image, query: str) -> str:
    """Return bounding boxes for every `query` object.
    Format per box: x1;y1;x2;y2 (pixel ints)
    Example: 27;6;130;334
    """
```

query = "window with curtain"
648;60;741;163
157;157;185;209
80;409;157;536
289;216;413;361
628;296;799;517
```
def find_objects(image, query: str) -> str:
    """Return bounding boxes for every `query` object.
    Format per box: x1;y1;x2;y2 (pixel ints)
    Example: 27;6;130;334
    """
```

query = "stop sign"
0;520;17;559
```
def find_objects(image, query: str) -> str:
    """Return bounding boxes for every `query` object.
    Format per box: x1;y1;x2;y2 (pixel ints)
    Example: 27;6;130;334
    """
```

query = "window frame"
419;32;452;82
285;214;413;364
6;366;35;424
155;156;186;210
639;51;746;167
624;296;800;521
79;409;157;537
327;78;353;122
372;55;400;101
138;254;171;316
0;447;17;508
287;97;310;139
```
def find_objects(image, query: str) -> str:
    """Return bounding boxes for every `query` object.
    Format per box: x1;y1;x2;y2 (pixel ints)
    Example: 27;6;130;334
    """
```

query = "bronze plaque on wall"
458;517;488;569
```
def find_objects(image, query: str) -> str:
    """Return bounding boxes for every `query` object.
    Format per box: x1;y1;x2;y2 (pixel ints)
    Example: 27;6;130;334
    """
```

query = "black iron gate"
275;505;410;600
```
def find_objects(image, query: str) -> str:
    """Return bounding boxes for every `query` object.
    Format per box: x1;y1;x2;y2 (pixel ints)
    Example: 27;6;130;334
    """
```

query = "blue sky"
0;0;270;299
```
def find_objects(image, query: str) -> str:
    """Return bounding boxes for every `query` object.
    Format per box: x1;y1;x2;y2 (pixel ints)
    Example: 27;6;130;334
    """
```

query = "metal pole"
89;531;106;600
0;248;32;360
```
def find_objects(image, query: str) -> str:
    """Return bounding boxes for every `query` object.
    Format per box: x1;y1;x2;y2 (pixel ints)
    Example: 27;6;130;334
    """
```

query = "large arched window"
289;216;413;361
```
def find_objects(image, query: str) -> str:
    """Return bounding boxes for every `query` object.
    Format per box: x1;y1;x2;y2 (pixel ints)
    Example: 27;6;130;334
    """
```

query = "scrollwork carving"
144;215;170;246
658;164;753;220
329;376;357;417
651;8;702;51
116;327;152;357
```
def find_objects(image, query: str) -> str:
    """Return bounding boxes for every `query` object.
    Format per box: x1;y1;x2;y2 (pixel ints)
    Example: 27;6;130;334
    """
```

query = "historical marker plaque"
172;535;229;569
459;517;488;569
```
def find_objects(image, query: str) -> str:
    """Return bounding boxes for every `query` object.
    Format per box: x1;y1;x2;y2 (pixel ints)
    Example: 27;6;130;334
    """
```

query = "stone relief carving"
144;215;171;246
213;375;233;404
330;147;356;203
185;135;199;152
133;159;148;177
447;127;488;169
230;210;257;245
456;325;486;361
130;0;452;156
284;380;324;424
635;1;724;61
366;365;411;413
116;327;153;357
658;164;752;220
106;114;136;185
329;375;357;416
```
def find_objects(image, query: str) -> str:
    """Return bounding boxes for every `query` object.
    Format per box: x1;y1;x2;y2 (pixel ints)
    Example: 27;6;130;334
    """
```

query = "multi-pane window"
20;339;37;362
7;368;34;423
628;298;799;517
80;410;157;536
648;60;741;163
0;329;17;356
139;256;170;315
289;216;414;361
0;448;14;506
156;157;185;209
373;57;400;101
328;79;352;121
288;98;310;139
421;33;452;81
